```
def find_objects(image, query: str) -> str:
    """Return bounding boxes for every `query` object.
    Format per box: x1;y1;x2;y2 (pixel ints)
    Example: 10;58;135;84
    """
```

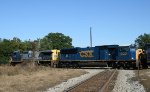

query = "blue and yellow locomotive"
144;44;150;65
58;45;147;69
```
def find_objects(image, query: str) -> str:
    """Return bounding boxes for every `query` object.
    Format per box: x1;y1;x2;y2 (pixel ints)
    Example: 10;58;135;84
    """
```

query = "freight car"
57;45;144;69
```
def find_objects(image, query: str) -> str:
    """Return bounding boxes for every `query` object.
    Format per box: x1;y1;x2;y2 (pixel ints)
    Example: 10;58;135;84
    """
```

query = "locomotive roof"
39;50;53;53
96;45;119;48
119;46;130;47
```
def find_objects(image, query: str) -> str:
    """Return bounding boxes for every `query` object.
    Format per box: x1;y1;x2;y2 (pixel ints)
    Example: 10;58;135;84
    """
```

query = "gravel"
113;70;145;92
46;69;104;92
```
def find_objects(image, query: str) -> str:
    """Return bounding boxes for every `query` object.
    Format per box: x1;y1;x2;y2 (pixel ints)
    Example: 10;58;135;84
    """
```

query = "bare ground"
0;64;86;92
135;68;150;92
113;70;145;92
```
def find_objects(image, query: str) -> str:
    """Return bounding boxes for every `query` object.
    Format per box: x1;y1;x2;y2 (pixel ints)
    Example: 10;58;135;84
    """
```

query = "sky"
0;0;150;47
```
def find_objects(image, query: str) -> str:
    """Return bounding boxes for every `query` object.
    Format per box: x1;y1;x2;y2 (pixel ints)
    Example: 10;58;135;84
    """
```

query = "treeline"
135;33;150;49
0;33;150;64
0;33;73;64
0;38;30;64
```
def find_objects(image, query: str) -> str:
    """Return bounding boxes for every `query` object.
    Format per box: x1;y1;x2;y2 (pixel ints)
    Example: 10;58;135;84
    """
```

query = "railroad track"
64;69;117;92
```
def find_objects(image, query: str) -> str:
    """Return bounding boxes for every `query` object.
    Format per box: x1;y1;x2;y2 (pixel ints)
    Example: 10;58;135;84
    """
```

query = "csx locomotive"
58;45;139;69
144;44;150;65
11;44;150;69
11;50;60;66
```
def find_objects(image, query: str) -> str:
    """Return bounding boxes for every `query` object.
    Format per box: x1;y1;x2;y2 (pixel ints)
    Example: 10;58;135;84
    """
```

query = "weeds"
0;62;48;76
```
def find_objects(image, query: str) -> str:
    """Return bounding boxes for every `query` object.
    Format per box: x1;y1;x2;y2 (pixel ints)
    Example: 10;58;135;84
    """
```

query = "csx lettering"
79;51;94;58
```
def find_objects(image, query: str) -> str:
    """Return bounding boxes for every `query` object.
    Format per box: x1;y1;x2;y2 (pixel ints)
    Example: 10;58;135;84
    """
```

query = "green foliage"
0;32;73;64
135;33;150;49
40;33;73;50
0;37;32;64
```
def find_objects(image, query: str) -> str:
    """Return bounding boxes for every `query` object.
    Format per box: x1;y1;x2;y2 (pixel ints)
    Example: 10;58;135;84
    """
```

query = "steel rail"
99;69;117;92
64;69;117;92
64;70;107;92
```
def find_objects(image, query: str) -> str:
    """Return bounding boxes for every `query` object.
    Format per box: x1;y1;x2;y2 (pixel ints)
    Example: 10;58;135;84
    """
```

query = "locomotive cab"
136;49;143;61
12;51;22;62
21;51;33;60
38;50;53;60
38;50;60;66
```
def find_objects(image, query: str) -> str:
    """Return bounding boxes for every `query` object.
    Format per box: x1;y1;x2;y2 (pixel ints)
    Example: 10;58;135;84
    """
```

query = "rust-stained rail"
64;69;117;92
99;69;117;92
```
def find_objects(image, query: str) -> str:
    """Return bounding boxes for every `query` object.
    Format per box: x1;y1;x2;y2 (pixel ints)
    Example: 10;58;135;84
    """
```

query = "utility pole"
38;38;41;51
90;27;92;47
31;41;36;61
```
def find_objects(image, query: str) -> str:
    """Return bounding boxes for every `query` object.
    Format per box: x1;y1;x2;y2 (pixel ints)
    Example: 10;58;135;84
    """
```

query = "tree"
0;39;13;64
135;33;150;49
40;33;73;50
0;38;32;64
0;33;73;64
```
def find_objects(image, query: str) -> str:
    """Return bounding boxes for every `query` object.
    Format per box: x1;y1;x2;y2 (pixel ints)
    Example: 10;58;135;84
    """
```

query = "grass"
0;62;41;76
0;63;86;92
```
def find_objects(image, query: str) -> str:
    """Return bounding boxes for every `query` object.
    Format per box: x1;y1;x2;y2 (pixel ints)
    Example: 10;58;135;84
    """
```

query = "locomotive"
11;50;60;66
11;44;149;69
58;45;138;69
144;44;150;65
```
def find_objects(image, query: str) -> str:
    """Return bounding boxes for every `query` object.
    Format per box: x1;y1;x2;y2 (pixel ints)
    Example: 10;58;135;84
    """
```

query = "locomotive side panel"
60;47;100;61
99;45;118;60
116;46;136;61
77;47;99;60
60;48;78;60
145;44;150;64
